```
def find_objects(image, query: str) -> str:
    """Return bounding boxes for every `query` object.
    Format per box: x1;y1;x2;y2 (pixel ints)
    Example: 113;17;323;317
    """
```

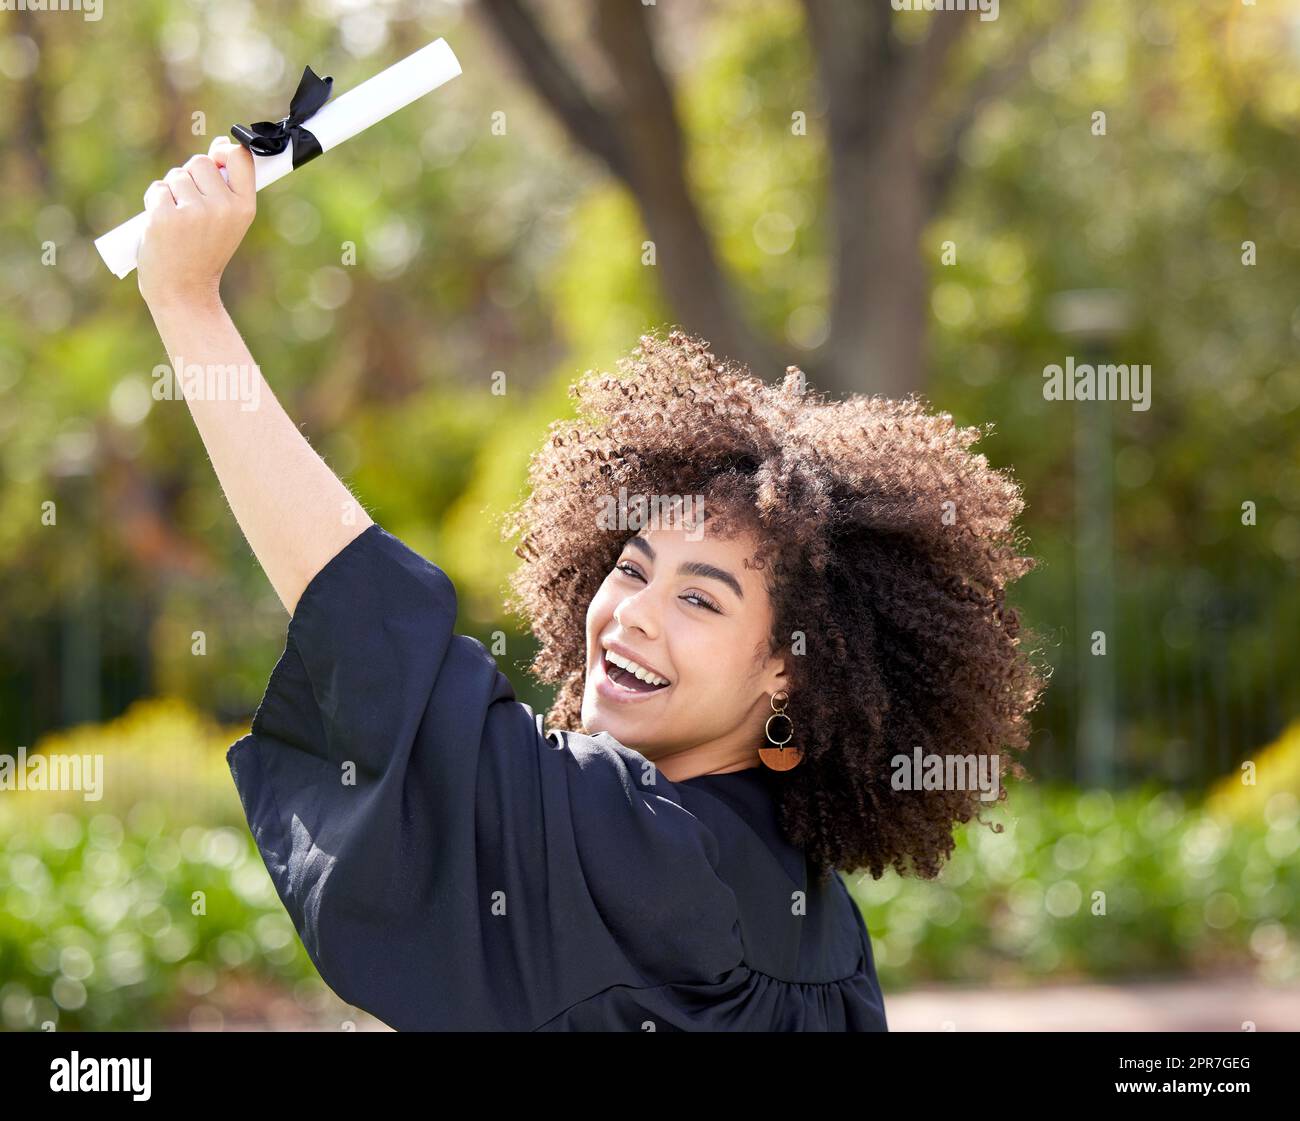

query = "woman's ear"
762;654;789;697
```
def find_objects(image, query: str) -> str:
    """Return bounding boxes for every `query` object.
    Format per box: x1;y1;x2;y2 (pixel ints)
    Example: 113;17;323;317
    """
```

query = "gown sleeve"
226;522;743;1031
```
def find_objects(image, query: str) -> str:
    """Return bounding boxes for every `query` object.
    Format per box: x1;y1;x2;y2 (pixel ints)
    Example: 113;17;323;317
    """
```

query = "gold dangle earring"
758;690;803;771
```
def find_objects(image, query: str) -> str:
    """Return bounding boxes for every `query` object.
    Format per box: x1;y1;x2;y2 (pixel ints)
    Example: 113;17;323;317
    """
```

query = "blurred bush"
0;699;336;1030
1205;715;1300;825
852;725;1300;989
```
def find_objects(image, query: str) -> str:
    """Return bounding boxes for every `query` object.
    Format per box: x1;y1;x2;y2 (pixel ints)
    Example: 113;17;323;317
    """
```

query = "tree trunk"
822;123;929;401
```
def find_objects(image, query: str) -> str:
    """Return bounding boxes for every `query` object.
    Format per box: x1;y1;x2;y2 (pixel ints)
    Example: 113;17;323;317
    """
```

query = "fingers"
208;135;233;187
210;135;256;199
184;153;227;196
143;143;256;218
143;180;176;213
163;166;202;207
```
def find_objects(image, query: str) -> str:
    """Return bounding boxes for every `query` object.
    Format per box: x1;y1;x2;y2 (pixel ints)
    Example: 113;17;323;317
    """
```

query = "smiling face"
580;519;789;781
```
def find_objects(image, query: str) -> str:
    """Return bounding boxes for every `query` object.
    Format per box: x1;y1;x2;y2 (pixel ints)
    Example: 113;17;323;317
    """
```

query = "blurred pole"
1047;290;1133;789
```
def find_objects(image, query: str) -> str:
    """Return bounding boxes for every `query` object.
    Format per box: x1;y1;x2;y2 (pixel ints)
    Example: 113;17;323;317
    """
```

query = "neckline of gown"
676;765;766;784
585;731;765;786
585;733;807;891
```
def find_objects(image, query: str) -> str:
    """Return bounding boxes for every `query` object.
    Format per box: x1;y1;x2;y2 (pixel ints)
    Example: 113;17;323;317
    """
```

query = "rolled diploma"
94;37;462;279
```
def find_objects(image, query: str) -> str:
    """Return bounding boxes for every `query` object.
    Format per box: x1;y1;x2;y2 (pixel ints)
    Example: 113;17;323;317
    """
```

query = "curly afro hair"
502;327;1048;884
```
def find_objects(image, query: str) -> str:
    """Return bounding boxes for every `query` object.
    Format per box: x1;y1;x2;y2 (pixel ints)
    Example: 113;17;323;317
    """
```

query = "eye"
615;561;720;614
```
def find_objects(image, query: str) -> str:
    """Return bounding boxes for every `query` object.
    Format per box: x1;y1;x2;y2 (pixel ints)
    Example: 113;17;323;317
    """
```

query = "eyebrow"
624;535;745;601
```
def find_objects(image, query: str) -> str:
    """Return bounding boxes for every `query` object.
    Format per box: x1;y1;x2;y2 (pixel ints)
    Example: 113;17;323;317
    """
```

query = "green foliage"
0;699;330;1030
918;0;1300;781
850;778;1300;989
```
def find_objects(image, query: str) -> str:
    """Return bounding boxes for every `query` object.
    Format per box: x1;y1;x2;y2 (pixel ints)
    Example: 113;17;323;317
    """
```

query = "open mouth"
603;651;671;694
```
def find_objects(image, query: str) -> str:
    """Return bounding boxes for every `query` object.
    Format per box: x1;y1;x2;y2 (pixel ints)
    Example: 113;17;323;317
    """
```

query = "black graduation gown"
226;523;889;1031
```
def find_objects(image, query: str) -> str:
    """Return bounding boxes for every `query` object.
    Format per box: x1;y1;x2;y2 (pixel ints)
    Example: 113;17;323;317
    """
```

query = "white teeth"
605;649;669;687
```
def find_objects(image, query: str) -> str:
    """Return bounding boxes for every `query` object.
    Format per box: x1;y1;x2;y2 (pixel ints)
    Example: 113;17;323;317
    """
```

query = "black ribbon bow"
230;65;334;168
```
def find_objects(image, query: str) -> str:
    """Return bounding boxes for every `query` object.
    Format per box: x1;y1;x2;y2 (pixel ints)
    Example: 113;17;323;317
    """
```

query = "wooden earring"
758;690;803;772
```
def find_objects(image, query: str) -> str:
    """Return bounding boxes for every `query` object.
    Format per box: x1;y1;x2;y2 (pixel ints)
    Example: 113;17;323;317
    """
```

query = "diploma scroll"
94;37;462;279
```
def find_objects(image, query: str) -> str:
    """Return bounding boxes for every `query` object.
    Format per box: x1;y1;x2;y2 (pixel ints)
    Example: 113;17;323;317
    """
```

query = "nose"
613;583;659;639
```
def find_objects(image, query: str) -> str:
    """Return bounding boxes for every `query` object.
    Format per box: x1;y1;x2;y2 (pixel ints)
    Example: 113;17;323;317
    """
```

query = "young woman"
137;137;1046;1032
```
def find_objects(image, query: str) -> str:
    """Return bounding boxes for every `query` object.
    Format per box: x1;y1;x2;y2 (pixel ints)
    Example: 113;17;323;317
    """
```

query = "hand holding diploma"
136;137;256;309
95;37;462;279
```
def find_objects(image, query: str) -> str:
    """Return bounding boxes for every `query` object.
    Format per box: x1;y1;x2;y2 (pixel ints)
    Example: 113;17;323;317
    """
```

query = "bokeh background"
1;0;1298;1030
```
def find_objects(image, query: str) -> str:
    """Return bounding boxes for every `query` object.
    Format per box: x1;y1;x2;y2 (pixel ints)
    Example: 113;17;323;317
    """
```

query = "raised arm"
137;135;372;615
